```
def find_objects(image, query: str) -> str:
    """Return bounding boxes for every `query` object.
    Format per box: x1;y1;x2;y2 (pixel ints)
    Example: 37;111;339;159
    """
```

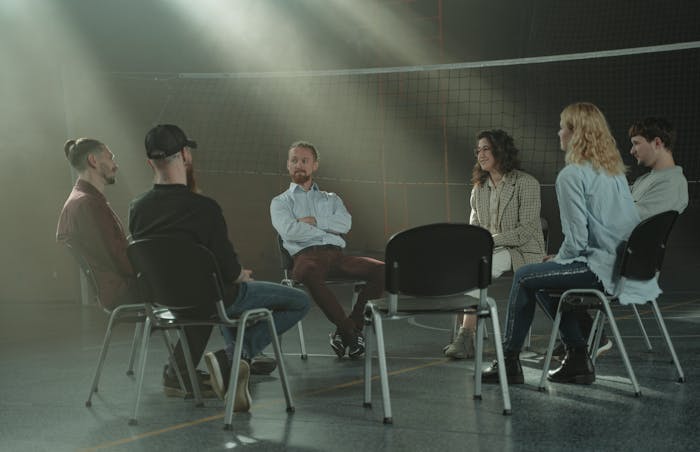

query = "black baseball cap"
144;124;198;159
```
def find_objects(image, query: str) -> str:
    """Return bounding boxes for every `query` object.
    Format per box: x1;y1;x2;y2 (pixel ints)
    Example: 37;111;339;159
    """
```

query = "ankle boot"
442;327;475;359
481;351;524;384
547;346;595;384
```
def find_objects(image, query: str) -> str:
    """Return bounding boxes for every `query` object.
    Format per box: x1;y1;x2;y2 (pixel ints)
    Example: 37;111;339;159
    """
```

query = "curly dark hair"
471;129;521;187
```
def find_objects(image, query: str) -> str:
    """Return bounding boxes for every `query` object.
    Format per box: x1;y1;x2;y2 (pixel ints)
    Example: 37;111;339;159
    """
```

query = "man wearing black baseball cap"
129;124;310;412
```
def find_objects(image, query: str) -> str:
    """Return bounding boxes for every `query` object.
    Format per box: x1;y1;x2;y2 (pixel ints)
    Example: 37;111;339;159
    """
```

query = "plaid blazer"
469;169;545;271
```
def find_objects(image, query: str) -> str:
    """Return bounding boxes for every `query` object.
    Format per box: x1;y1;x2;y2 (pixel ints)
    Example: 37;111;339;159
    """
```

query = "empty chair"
363;223;512;424
538;210;684;396
127;237;294;429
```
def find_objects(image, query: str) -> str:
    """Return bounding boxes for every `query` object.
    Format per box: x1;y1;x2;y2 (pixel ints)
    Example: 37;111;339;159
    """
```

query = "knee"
293;261;322;284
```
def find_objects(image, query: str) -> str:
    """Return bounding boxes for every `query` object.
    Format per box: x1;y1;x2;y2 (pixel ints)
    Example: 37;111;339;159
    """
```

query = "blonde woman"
443;129;544;359
481;102;660;385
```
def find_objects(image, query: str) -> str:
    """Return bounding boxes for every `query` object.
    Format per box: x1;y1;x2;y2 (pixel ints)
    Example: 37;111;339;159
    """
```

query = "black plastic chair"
62;241;179;408
127;237;294;429
363;223;512;423
538;210;684;396
276;235;366;359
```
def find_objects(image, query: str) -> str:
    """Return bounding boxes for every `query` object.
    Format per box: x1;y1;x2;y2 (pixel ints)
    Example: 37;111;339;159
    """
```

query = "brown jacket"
56;179;134;309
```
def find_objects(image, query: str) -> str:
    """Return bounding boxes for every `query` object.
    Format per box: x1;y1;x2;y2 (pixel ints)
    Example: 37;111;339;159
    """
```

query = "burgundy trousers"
292;246;384;338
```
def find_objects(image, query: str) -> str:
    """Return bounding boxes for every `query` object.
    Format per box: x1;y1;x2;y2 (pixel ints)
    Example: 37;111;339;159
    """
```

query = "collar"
75;179;106;202
289;181;320;193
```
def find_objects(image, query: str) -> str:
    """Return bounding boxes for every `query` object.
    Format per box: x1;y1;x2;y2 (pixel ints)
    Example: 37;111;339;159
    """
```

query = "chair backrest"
63;240;100;303
618;210;679;281
127;237;224;312
276;234;295;272
385;223;493;297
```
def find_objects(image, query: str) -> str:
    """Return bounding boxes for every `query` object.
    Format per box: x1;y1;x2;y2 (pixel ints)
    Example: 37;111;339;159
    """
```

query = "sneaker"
250;353;277;375
204;350;252;412
347;332;365;359
595;338;613;358
329;332;346;358
162;365;216;398
204;350;231;400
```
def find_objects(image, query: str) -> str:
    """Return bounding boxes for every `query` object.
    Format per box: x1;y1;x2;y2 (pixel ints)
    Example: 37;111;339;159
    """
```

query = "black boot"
547;346;595;384
481;351;524;384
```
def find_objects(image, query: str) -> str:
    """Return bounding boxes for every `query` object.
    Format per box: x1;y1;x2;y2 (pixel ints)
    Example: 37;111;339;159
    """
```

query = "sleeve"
492;176;542;248
207;202;242;282
634;175;688;220
270;194;330;242
314;193;352;234
469;187;480;226
554;166;589;260
80;199;133;277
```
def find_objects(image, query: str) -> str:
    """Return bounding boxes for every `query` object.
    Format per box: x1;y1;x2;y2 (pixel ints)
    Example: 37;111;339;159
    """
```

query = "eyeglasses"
473;146;492;157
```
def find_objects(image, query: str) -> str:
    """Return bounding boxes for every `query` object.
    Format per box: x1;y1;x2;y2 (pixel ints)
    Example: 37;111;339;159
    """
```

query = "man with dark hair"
270;141;385;359
57;138;136;309
628;117;688;219
563;117;689;361
130;125;310;412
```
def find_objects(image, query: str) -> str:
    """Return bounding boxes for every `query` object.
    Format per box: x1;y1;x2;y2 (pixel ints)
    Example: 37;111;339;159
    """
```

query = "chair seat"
371;294;480;314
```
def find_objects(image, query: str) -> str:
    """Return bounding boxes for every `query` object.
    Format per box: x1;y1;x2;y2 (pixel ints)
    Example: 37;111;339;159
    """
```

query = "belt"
294;244;341;257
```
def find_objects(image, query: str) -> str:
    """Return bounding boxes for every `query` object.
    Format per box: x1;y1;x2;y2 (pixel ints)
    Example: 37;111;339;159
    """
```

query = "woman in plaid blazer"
443;129;545;359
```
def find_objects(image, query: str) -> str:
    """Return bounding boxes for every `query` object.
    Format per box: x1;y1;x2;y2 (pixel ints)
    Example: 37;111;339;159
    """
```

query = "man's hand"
236;268;254;282
297;216;317;226
542;254;555;262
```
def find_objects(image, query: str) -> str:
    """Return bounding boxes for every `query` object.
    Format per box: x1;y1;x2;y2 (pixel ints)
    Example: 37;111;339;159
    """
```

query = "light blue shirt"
553;163;661;305
270;182;351;256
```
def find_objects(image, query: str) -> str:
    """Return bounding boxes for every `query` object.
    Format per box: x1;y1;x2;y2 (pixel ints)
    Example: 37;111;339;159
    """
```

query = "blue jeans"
221;281;310;360
503;260;602;353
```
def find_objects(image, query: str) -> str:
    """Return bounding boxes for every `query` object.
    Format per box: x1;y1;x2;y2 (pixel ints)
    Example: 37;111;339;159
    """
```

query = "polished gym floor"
2;211;699;452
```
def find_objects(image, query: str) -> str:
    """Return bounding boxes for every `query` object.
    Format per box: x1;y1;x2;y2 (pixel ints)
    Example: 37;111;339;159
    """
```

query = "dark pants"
292;246;384;338
503;260;602;353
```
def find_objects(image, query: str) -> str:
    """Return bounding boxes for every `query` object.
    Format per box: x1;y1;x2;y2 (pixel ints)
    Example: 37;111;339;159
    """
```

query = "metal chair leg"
126;321;143;376
129;317;152;425
363;309;374;408
486;298;511;415
86;309;119;406
473;312;486;400
224;313;248;430
632;305;653;351
178;329;203;407
371;309;392;424
650;300;685;382
601;299;641;396
266;312;295;411
297;321;308;360
538;309;563;391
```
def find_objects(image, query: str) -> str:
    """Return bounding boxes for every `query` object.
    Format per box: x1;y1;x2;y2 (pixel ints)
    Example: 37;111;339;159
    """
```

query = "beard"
291;171;310;185
186;162;200;193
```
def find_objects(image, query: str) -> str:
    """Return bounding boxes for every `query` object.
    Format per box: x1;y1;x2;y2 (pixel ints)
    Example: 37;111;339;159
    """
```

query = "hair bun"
63;139;77;159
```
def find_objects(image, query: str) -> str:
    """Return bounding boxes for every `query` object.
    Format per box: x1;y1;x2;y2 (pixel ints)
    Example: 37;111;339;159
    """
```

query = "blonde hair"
560;102;625;175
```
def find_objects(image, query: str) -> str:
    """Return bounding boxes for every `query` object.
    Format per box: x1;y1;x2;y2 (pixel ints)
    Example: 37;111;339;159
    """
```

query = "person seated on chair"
57;137;216;399
442;129;545;360
129;124;310;411
270;141;385;359
481;102;660;385
564;117;690;361
57;138;138;310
